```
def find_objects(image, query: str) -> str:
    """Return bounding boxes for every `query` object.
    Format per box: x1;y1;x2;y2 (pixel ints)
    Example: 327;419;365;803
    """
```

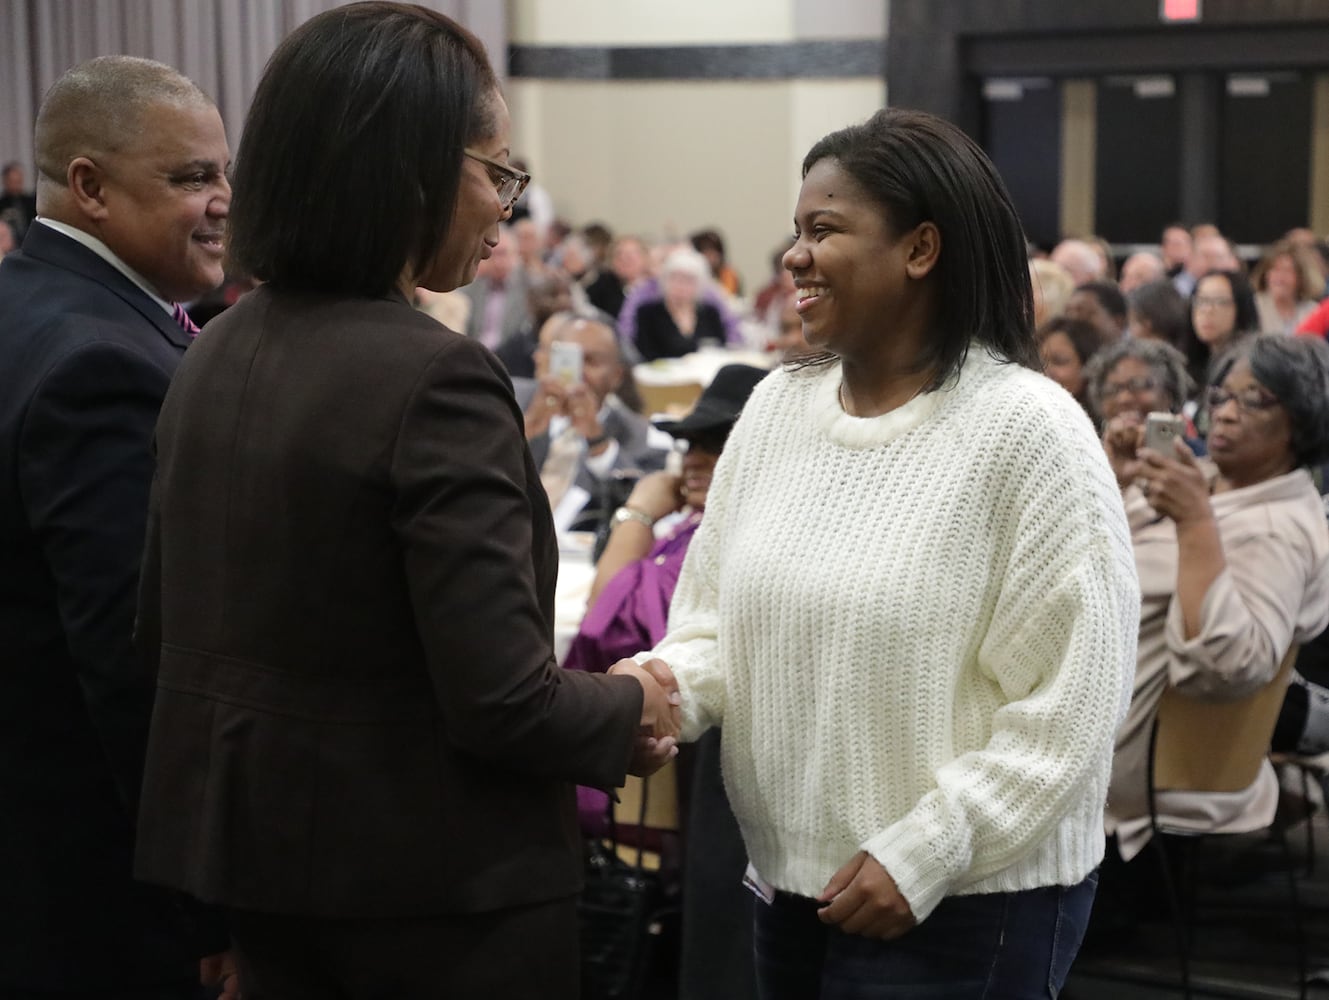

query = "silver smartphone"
548;341;583;386
1144;411;1185;455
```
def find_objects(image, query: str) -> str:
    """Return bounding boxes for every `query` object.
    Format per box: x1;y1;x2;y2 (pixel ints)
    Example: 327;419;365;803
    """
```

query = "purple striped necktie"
172;302;201;338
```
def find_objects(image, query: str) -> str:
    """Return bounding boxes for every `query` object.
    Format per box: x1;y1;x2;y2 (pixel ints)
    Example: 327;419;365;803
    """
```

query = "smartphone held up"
549;341;583;387
1143;411;1185;456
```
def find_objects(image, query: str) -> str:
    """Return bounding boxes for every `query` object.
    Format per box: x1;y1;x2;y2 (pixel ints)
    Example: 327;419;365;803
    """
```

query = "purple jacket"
564;514;700;674
563;514;701;832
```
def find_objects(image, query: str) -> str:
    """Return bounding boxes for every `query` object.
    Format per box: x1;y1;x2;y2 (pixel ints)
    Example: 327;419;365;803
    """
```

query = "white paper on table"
550;484;591;534
646;425;674;452
553;532;597;665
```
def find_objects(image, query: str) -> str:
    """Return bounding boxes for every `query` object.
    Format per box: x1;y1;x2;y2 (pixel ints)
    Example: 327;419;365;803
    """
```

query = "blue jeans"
753;872;1098;999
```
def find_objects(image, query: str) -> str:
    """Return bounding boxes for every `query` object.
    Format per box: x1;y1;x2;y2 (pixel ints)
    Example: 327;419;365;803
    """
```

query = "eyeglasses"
463;148;530;211
1194;296;1235;310
1103;375;1158;396
1206;385;1281;414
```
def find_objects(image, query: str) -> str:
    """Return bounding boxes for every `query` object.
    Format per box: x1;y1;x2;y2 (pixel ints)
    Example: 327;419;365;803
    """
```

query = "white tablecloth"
553;531;596;663
632;346;776;391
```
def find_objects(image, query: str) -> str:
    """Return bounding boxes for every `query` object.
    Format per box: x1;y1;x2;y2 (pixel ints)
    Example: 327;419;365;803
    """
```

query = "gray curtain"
0;0;507;185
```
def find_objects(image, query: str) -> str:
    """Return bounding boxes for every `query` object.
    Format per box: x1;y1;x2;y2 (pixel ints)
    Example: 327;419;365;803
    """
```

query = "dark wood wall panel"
1219;74;1313;242
889;0;1329;134
1095;80;1183;242
983;82;1062;248
968;29;1329;78
890;0;1329;241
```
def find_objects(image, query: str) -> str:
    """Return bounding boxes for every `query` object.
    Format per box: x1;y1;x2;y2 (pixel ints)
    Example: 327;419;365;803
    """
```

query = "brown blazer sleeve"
391;338;642;788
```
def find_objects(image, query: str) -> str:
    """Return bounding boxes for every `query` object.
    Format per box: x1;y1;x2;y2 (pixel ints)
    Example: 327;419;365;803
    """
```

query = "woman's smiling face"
783;158;922;361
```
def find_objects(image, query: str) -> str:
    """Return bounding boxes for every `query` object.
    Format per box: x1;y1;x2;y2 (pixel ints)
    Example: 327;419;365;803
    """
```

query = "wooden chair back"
638;381;703;418
1153;645;1299;794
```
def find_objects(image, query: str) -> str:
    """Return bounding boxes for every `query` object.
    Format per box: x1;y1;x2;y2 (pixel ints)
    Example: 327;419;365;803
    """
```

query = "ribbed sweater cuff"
633;647;713;742
861;814;954;924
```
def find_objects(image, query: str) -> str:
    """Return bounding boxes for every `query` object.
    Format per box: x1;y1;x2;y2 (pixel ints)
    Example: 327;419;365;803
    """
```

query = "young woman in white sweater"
629;109;1140;997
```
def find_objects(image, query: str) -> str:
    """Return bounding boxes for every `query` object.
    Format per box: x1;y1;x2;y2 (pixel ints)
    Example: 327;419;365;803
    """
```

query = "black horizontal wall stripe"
507;40;885;80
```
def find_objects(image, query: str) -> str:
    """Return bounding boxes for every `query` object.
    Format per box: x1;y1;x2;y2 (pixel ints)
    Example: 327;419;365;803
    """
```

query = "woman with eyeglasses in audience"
1099;334;1329;872
621;108;1138;998
1086;338;1202;460
1182;269;1260;406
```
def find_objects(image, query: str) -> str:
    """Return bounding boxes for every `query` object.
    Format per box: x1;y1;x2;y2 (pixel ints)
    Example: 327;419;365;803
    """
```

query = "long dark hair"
1183;269;1259;387
789;107;1037;389
227;2;497;297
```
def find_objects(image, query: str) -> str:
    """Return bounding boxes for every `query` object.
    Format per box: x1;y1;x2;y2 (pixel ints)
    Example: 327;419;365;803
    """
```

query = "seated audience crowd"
10;100;1329;995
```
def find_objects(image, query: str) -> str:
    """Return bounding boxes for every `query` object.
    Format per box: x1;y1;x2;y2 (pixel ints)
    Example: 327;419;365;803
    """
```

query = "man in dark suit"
517;315;669;531
0;56;232;998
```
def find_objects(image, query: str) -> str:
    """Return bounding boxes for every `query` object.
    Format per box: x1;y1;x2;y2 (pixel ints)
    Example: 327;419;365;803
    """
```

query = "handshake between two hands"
607;656;682;777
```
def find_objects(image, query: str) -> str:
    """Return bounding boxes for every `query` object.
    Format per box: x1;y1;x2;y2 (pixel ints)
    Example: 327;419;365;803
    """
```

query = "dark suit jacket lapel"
20;223;191;351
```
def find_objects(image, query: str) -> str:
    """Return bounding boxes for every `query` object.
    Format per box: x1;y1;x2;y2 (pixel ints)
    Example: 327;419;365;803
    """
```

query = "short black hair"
1036;316;1108;365
690;229;726;259
1127;280;1189;347
1214;334;1329;468
581;222;613;252
796;108;1037;389
1075;280;1127;325
227;2;497;297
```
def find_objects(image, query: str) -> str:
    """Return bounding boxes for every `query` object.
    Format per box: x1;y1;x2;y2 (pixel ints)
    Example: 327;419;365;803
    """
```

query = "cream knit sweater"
640;347;1139;923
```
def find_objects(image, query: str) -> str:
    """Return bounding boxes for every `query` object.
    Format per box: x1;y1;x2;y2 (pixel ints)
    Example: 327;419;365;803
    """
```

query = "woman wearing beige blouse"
1102;334;1329;860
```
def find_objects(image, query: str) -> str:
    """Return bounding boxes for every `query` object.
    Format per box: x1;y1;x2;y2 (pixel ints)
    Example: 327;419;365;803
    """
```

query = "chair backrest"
1152;644;1300;794
610;764;681;871
638;380;703;418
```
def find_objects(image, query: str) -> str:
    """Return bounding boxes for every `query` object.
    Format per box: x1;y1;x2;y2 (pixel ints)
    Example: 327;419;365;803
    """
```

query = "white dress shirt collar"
37;217;175;315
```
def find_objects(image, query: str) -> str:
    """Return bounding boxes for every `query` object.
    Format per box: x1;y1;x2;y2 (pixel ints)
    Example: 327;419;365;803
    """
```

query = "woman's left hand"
1137;437;1213;526
816;851;916;940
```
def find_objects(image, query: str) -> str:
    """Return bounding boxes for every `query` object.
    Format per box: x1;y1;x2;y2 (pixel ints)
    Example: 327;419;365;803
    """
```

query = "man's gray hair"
35;55;210;188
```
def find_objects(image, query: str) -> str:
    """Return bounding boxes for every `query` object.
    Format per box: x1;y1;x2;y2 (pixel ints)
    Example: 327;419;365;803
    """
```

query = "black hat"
654;364;768;438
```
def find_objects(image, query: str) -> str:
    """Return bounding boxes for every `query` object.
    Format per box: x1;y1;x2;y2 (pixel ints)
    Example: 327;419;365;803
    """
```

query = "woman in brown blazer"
132;5;678;998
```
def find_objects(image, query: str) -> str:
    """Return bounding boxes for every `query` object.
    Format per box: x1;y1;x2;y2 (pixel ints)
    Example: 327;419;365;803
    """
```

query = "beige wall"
510;0;796;45
510;0;887;45
506;77;884;289
505;0;886;289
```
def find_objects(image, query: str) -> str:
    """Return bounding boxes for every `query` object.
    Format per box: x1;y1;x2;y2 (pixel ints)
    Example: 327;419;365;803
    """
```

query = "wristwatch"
586;431;610;448
612;506;655;529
